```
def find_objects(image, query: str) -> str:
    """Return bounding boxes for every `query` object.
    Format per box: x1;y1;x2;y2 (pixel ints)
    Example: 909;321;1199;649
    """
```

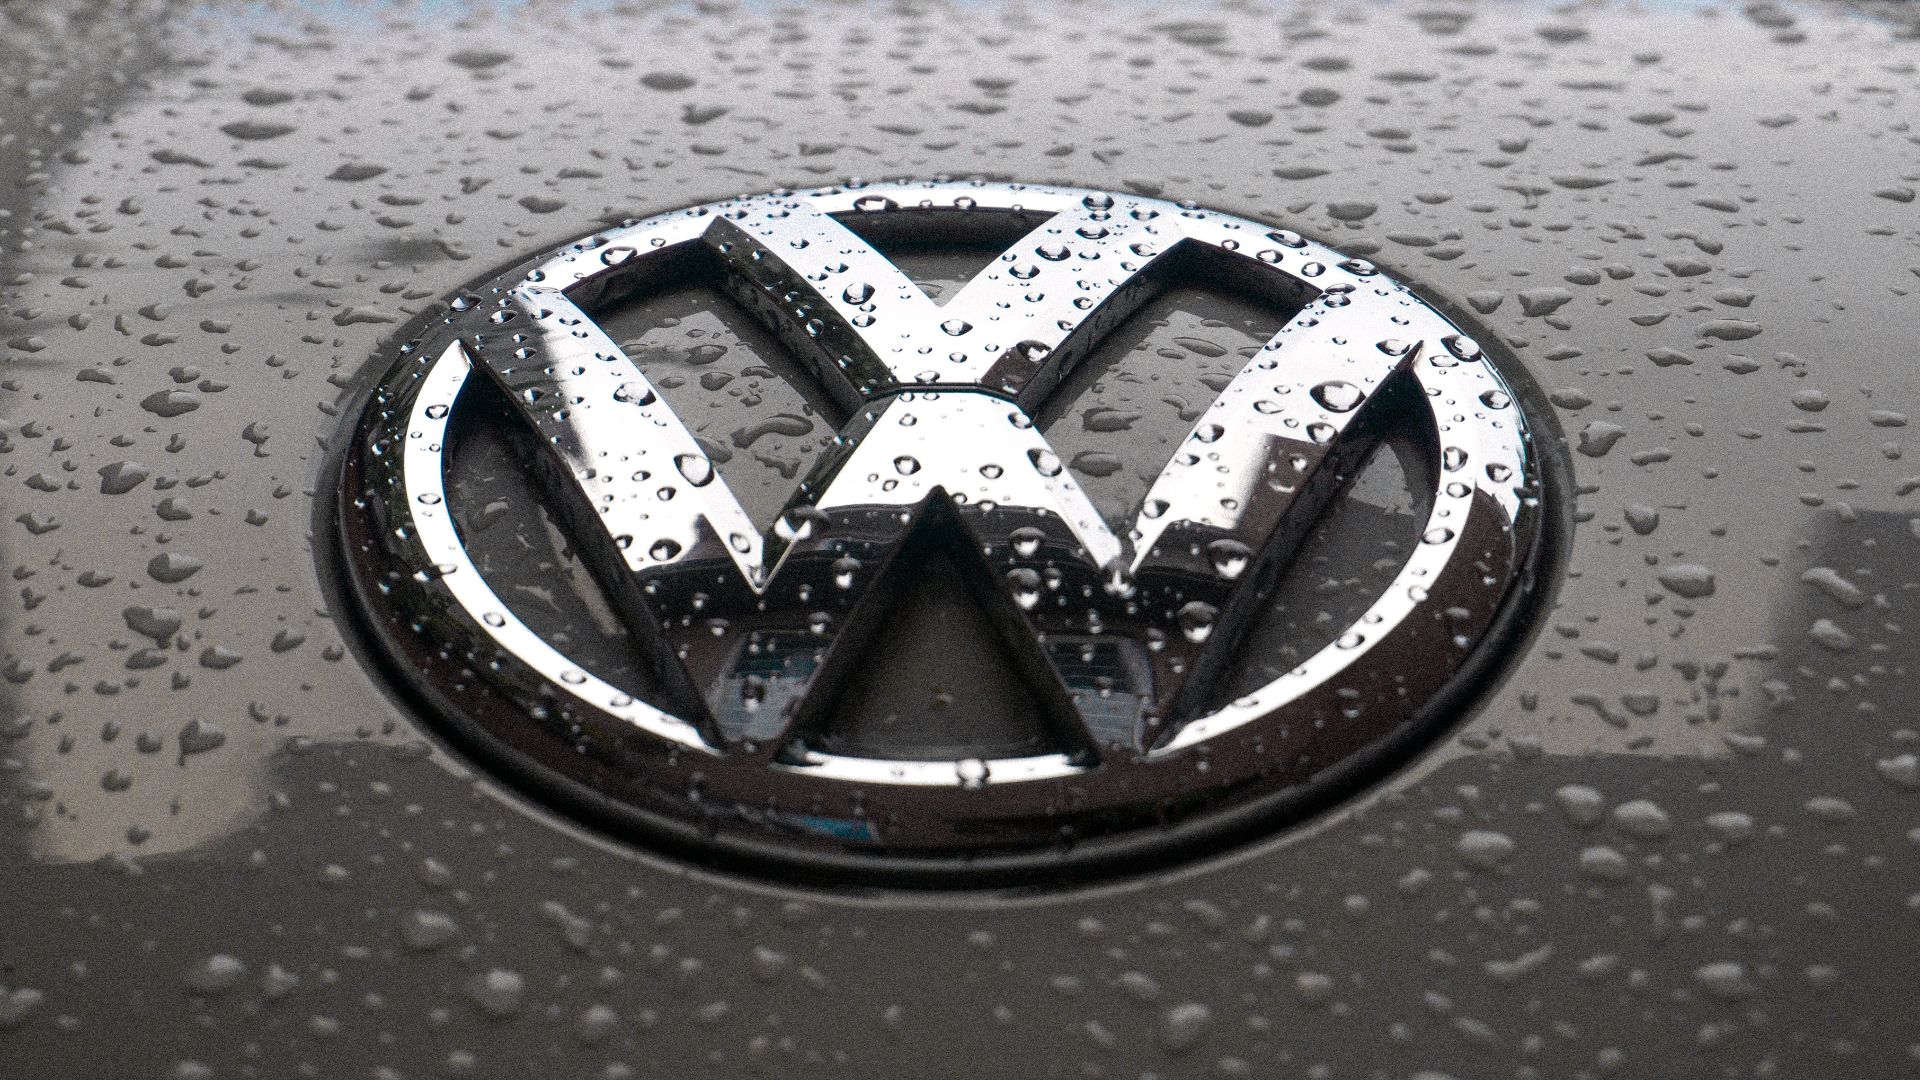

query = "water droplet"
831;556;862;589
675;453;715;486
1006;567;1043;610
1207;539;1253;580
1177;601;1218;644
956;758;990;788
1456;829;1516;869
1311;381;1364;413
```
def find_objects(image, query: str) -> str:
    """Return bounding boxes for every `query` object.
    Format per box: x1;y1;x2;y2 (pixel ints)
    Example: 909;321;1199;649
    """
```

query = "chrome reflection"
337;180;1548;877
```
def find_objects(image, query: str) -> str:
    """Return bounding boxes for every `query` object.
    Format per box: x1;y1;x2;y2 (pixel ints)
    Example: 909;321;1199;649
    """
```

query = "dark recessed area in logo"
331;181;1558;887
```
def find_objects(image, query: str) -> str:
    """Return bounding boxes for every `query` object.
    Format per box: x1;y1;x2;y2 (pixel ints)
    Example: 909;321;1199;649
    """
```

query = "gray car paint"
2;1;1917;1077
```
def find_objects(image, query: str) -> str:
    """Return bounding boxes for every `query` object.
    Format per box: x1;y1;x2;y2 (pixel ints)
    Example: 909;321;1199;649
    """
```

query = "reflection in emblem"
336;181;1550;882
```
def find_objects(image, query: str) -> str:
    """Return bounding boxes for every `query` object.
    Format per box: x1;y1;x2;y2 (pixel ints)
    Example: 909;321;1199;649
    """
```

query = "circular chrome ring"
335;180;1551;884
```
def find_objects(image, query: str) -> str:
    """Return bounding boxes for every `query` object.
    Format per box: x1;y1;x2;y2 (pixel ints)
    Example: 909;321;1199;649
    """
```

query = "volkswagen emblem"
332;180;1554;884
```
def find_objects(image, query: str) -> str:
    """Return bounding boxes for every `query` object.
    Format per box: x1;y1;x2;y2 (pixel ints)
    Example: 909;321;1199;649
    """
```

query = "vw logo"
334;181;1552;884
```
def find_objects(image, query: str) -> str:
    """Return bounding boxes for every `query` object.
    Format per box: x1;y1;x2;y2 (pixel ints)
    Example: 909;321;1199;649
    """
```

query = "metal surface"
2;1;1918;1076
337;182;1548;879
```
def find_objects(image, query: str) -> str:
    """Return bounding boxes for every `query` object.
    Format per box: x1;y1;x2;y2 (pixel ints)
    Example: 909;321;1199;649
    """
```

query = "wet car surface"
3;1;1919;1076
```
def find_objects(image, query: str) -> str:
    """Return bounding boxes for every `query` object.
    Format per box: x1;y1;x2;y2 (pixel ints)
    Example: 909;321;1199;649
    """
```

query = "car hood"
2;1;1917;1075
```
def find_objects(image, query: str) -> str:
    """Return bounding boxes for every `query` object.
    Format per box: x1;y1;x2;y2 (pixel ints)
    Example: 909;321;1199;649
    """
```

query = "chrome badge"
334;181;1551;883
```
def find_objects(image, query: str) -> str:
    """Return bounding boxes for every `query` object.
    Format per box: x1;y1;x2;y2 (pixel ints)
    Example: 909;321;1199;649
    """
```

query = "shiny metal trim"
337;180;1547;876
